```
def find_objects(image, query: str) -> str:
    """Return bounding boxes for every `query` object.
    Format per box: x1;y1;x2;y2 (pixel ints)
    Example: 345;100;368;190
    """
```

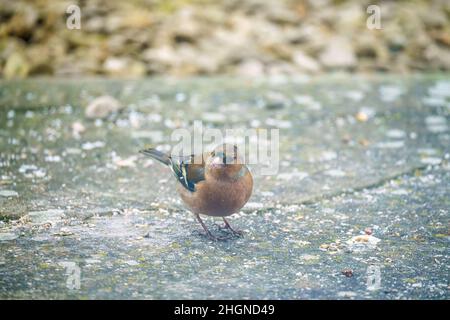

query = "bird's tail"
139;148;171;166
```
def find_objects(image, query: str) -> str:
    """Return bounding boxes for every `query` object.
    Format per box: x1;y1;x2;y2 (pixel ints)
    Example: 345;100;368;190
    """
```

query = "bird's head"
206;144;244;179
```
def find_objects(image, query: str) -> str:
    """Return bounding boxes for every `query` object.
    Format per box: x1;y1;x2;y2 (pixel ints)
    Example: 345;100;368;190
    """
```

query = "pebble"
125;260;139;266
422;96;446;107
324;169;346;177
376;141;405;149
85;259;102;264
346;235;381;251
53;228;75;236
337;291;357;298
18;164;46;178
391;189;409;195
379;85;404;102
292;51;320;72
85;95;122;119
28;209;65;225
0;232;18;241
386;129;406;139
114;155;137;168
420;157;442;165
72;121;86;138
245;202;264;210
345;90;365;102
265;118;292;129
82;141;105;150
44;155;62;162
299;254;320;264
201;112;226;123
428;81;450;98
355;111;369;122
425;116;448;133
319;37;356;69
341;269;354;277
0;190;19;197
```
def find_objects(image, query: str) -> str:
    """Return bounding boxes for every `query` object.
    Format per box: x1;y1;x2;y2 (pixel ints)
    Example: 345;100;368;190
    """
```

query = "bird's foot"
194;229;230;241
218;218;244;237
194;215;230;241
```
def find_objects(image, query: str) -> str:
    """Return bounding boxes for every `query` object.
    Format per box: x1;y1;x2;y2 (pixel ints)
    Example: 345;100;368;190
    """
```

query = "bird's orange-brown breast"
177;167;253;217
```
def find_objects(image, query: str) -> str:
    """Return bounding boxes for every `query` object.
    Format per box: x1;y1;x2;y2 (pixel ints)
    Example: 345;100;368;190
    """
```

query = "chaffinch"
140;144;253;240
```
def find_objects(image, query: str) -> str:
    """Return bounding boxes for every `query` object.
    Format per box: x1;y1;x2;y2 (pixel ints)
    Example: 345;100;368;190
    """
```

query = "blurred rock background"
0;0;449;78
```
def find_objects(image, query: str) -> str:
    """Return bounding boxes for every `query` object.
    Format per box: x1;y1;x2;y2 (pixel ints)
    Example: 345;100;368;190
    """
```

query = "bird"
139;144;253;240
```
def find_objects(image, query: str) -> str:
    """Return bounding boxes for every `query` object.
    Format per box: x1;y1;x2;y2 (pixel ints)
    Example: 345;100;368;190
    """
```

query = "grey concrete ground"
0;75;449;299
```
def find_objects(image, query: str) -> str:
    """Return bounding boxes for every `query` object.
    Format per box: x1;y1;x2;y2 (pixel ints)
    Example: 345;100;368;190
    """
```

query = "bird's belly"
177;177;253;217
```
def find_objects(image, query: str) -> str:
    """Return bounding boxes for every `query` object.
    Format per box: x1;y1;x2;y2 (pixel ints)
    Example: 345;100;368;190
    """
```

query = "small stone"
71;121;86;139
341;269;354;277
324;169;346;177
292;51;320;72
237;59;264;77
359;139;369;147
355;111;369;122
125;260;139;266
346;235;381;251
376;141;405;149
201;112;226;123
428;81;450;98
299;254;320;264
345;90;365;102
337;291;357;298
379;85;404;102
18;164;47;178
265;118;292;128
0;232;18;241
28;209;64;225
420;157;442;165
85;96;122;119
0;190;18;197
103;57;127;74
386;129;406;139
319;37;356;69
103;57;146;77
391;189;409;195
352;235;370;243
85;259;102;264
53;228;74;236
425;116;447;126
245;202;264;210
425;116;448;133
3;52;30;79
114;156;137;168
364;228;373;235
81;141;105;150
44;155;61;163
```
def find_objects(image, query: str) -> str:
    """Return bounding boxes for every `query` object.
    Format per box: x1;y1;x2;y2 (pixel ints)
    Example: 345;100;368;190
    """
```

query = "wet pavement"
0;75;449;299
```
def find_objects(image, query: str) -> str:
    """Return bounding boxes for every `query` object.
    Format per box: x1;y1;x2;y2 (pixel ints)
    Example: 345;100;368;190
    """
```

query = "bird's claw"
214;223;243;237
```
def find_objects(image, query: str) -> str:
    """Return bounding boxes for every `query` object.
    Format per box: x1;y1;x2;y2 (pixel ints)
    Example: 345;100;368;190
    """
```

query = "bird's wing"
169;153;206;192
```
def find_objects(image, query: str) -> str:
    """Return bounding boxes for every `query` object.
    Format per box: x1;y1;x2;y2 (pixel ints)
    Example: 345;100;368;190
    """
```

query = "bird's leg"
195;214;219;241
222;217;244;236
